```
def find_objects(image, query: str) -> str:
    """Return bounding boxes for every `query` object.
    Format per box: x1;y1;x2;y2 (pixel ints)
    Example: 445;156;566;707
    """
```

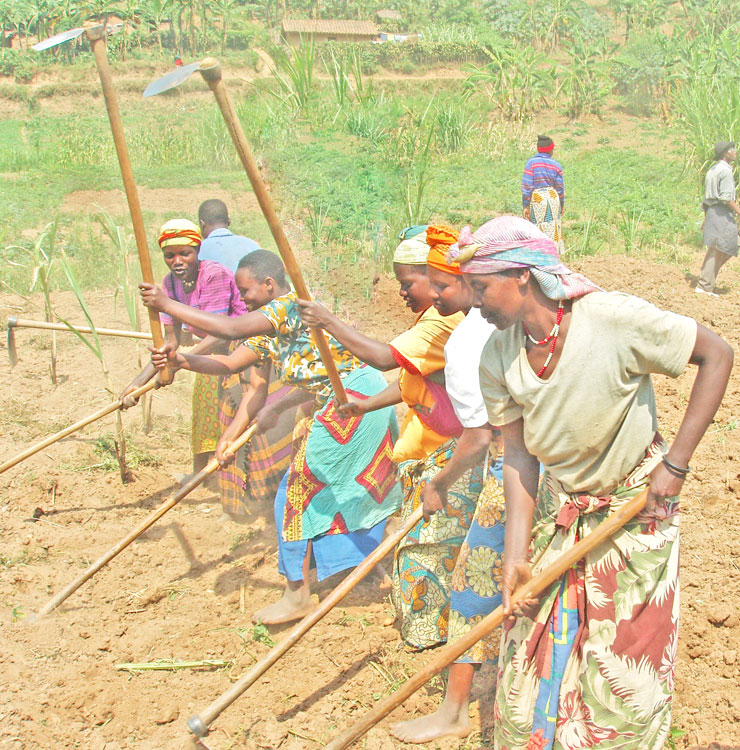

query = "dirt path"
1;248;739;750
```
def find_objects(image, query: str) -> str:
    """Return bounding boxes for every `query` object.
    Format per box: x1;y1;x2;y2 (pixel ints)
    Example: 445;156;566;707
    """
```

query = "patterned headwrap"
158;219;202;249
448;216;601;300
393;224;429;265
426;224;461;275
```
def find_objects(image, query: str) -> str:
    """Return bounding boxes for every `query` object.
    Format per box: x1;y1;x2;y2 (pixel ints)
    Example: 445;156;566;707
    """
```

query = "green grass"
0;57;706;305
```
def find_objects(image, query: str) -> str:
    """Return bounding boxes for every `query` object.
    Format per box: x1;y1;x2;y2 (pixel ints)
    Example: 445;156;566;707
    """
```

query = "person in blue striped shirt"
521;135;565;252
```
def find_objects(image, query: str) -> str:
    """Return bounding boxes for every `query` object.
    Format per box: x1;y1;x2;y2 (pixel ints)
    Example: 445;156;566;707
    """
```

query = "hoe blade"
32;26;85;51
7;319;18;368
143;61;202;98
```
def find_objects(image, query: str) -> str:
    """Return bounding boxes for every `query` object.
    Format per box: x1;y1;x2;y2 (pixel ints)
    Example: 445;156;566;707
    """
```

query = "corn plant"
463;44;553;120
555;35;615;120
58;252;133;484
1;221;60;383
96;206;152;433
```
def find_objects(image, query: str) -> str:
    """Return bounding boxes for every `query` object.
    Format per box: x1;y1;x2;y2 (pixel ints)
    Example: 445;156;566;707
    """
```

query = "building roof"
376;9;402;20
282;19;379;36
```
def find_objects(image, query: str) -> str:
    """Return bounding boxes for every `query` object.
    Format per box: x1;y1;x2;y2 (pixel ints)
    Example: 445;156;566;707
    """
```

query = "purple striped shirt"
522;152;565;208
160;259;246;339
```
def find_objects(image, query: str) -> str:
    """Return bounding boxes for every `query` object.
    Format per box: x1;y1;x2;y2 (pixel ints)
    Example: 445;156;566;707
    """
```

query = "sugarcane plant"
57;252;133;483
96;206;153;433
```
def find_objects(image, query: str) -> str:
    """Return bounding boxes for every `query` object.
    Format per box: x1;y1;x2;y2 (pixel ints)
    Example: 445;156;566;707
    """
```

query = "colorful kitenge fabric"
494;436;679;750
530;186;565;254
521;152;564;210
159;259;246;338
218;362;296;518
392;439;482;651
449;216;600;301
191;372;221;454
448;456;506;664
282;365;402;542
275;470;388;582
244;291;360;407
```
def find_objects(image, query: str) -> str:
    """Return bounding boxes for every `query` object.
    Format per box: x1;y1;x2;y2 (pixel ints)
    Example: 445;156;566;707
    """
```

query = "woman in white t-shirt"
449;216;733;750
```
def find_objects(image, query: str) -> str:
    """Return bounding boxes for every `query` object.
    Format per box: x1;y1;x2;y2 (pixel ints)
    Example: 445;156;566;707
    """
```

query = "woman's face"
393;263;434;314
466;271;526;330
235;268;273;311
162;243;199;283
428;266;473;317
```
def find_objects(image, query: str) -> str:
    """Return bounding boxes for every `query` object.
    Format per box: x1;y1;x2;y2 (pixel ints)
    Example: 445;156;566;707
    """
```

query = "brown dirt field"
1;249;739;750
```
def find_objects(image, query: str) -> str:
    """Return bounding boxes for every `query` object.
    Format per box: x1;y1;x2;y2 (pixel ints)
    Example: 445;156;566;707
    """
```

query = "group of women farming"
128;212;732;749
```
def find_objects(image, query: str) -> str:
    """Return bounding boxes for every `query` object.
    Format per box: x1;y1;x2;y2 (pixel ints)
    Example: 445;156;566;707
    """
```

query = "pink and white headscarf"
448;216;601;300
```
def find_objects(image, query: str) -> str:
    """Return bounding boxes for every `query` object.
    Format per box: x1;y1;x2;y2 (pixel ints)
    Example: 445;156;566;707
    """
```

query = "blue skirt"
274;471;387;582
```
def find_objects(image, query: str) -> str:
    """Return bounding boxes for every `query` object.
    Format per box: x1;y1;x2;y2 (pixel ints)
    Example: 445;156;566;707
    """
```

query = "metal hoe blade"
143;61;202;98
7;317;18;367
32;26;85;51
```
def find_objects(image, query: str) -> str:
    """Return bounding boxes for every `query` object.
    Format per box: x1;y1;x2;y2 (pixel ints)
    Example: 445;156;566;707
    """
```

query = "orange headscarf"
426;224;461;275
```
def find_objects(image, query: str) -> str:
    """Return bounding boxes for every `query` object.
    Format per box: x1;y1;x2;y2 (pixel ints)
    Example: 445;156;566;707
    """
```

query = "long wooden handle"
324;487;651;750
33;424;258;620
8;317;153;340
0;381;156;475
85;24;172;384
197;58;347;405
186;504;424;738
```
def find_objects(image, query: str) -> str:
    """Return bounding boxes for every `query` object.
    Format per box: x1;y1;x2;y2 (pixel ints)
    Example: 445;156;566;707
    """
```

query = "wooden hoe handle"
84;23;172;384
186;505;425;738
33;424;258;620
323;487;651;749
0;380;156;475
196;58;347;405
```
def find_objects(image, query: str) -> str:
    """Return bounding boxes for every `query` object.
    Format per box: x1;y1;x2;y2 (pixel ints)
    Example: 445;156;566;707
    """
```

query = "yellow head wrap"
393;225;429;265
158;219;202;249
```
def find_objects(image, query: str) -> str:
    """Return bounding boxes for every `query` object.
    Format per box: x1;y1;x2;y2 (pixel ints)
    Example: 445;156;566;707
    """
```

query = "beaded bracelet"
662;455;690;476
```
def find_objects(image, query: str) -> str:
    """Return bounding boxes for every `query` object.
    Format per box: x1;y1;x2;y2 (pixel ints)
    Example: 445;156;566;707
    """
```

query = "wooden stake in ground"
186;505;425;738
143;58;346;404
33;424;258;620
0;381;156;475
323;487;651;750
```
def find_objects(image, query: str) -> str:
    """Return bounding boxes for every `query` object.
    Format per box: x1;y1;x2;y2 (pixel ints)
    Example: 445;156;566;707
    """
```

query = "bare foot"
391;705;471;744
252;587;314;625
372;562;392;590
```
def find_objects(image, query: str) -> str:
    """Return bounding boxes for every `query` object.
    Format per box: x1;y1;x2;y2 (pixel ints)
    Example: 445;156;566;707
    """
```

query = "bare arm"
139;282;274;340
216;363;271;466
500;417;540;614
422;424;495;521
120;325;179;406
297;299;397;371
337;379;402;418
152;340;260;376
647;323;734;509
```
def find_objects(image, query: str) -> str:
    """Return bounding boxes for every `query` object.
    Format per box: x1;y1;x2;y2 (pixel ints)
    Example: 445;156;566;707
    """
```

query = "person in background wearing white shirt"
696;141;740;296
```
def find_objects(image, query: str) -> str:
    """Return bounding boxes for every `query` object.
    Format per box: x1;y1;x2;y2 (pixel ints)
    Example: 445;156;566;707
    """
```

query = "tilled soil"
1;250;739;750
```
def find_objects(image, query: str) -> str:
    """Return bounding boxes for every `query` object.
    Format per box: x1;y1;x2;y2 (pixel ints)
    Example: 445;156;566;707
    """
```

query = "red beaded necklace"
524;300;564;378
